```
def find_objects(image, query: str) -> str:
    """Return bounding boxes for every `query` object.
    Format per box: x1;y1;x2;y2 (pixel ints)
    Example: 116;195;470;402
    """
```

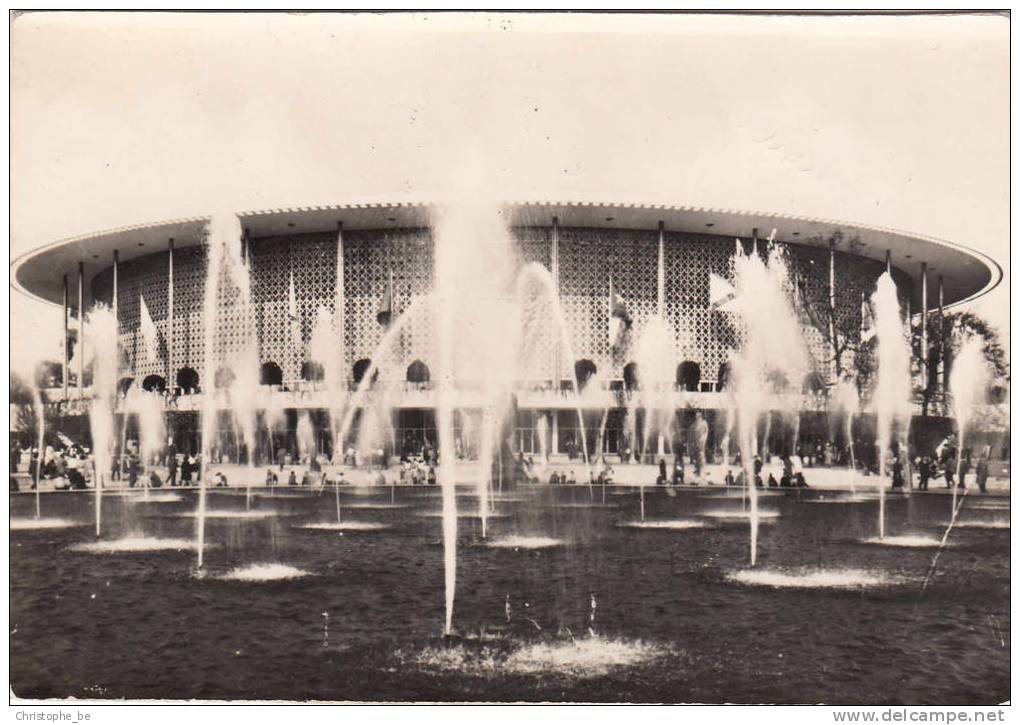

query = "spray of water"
198;212;252;568
630;316;682;458
870;272;912;539
30;383;44;519
515;263;594;487
729;236;809;565
431;195;520;633
831;375;860;495
83;304;119;537
949;336;990;512
309;305;347;462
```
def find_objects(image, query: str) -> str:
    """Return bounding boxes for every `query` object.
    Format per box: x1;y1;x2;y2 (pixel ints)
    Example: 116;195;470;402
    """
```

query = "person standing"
975;453;990;493
944;450;956;489
672;453;685;486
959;448;972;490
29;449;39;488
166;453;179;487
891;454;905;489
917;456;931;491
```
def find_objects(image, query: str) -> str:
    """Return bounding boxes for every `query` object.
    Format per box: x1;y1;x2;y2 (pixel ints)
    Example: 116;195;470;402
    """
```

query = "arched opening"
142;374;167;393
574;359;597;391
622;362;639;391
117;377;135;395
716;363;731;392
407;359;431;384
352;358;377;386
676;361;701;392
214;366;236;389
301;361;325;382
176;367;199;393
802;371;827;395
260;362;283;386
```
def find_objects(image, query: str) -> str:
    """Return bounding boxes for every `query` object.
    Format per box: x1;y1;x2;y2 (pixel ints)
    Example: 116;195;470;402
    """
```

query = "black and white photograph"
8;10;1011;708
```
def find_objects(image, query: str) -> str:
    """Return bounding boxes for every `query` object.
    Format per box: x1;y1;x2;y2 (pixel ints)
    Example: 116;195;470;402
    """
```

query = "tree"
792;230;869;383
9;364;62;447
910;310;1008;415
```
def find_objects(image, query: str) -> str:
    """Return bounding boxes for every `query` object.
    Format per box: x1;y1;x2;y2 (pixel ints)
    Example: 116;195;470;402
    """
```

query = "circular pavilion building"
12;201;1001;463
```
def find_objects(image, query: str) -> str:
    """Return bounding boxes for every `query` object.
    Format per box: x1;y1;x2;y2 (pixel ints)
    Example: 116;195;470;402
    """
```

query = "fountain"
309;305;346;463
728;235;809;565
83;304;119;537
430;196;522;633
949;335;990;513
831;374;860;496
515;264;594;490
30;382;44;519
198;212;257;569
869;271;912;540
122;386;167;498
629;316;682;463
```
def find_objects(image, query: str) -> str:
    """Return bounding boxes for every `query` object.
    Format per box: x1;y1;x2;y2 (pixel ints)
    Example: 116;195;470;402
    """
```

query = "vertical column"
77;262;85;399
335;221;345;395
62;275;69;400
920;262;928;392
938;275;946;401
551;411;559;455
112;250;119;325
885;250;892;274
335;222;345;322
168;238;175;387
657;221;665;319
828;239;837;381
551;216;560;385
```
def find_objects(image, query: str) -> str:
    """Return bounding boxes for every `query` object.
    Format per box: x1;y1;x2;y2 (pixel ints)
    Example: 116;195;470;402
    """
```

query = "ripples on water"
408;635;671;678
216;563;310;581
123;493;184;504
486;535;564;549
617;520;708;530
726;568;902;589
69;537;198;554
860;535;943;548
11;518;84;530
296;522;390;531
699;509;781;520
175;510;279;519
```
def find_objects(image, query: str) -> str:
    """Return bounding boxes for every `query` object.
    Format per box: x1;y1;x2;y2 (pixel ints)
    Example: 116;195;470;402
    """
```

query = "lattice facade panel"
663;232;735;383
91;224;909;393
342;228;435;383
558;227;659;380
250;232;338;382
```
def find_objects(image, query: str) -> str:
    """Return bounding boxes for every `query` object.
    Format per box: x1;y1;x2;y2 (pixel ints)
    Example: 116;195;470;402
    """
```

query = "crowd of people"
8;425;999;494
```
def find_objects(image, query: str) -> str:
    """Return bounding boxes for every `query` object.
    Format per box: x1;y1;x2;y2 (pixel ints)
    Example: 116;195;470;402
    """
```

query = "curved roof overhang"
11;200;1001;313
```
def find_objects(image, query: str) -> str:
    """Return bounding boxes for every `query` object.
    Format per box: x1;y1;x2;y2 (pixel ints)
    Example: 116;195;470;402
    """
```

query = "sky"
9;11;1010;377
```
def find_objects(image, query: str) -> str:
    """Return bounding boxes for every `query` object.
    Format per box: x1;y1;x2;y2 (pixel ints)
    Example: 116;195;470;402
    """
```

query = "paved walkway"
9;460;1011;497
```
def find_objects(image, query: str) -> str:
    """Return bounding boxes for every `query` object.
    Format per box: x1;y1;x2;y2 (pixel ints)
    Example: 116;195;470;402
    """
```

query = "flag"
860;293;876;344
709;273;738;312
794;276;828;337
65;328;78;363
377;271;393;327
608;276;632;347
139;294;160;363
